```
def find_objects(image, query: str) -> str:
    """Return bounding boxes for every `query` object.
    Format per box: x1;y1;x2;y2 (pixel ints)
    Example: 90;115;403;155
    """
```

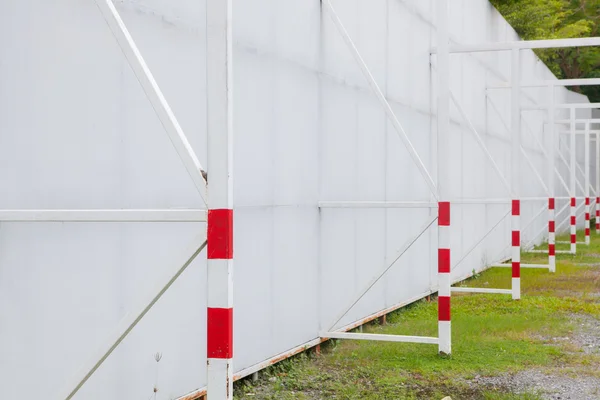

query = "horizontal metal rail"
556;119;600;124
492;263;549;269
559;130;600;134
451;287;512;294
431;37;600;54
523;103;600;110
527;249;574;254
320;331;438;345
318;201;437;209
0;209;207;222
490;78;600;89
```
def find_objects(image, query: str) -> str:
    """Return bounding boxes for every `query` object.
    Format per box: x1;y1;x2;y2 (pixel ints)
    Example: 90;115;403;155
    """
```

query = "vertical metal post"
570;108;577;253
585;122;591;244
548;84;556;272
511;49;521;300
436;0;451;355
206;0;234;398
596;132;600;234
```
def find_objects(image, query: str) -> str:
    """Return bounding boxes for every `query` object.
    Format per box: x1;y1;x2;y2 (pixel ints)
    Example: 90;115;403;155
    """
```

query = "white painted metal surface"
321;332;439;345
431;37;600;54
0;209;207;222
451;287;512;295
0;1;594;399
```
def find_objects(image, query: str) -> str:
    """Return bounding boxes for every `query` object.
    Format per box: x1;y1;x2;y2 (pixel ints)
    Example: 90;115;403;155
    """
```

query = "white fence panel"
0;0;592;398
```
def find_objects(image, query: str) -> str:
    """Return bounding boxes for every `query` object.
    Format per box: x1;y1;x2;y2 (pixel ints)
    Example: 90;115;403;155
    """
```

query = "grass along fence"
234;229;600;399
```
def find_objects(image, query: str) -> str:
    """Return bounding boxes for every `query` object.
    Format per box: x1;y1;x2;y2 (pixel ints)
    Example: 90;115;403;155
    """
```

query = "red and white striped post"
512;200;521;299
570;197;577;253
438;202;451;354
570;108;577;254
548;198;555;272
585;197;591;245
596;196;599;234
437;0;451;355
206;0;234;398
548;84;556;273
510;48;521;300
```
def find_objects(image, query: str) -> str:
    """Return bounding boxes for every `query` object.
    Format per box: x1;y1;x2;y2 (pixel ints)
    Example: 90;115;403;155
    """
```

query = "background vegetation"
490;0;600;101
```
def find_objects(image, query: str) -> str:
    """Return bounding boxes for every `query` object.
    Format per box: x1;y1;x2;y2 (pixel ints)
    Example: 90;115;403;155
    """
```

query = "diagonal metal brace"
93;0;208;205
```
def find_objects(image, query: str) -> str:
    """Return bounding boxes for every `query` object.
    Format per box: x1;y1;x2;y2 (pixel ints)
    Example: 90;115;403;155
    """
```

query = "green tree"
490;0;600;101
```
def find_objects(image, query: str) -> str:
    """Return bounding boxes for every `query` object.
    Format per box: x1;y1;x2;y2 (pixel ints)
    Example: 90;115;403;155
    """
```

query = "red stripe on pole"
597;197;600;204
512;200;520;216
571;216;576;226
438;296;450;321
438;249;450;273
549;221;555;233
586;228;590;236
548;198;555;210
512;231;520;246
208;209;233;259
586;198;591;206
571;197;576;207
439;202;450;226
512;262;520;278
549;244;555;256
207;307;233;359
586;213;590;220
571;234;577;244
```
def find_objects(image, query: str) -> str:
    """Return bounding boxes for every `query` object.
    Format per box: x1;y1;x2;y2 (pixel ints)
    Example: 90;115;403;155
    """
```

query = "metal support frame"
0;209;207;222
447;36;600;296
317;0;444;353
318;201;437;209
14;4;600;399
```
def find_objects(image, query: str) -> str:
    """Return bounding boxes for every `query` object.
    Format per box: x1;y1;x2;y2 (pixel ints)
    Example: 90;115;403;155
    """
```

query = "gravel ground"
469;315;600;399
473;370;600;400
571;315;600;355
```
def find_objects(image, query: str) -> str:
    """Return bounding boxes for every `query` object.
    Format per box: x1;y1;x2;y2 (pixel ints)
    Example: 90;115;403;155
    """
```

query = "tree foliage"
490;0;600;101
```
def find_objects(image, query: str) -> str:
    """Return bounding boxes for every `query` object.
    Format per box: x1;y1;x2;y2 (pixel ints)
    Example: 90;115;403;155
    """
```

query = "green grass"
234;230;600;400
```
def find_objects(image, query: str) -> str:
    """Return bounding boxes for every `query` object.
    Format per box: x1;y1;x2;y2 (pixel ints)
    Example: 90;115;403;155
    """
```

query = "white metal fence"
0;0;596;399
